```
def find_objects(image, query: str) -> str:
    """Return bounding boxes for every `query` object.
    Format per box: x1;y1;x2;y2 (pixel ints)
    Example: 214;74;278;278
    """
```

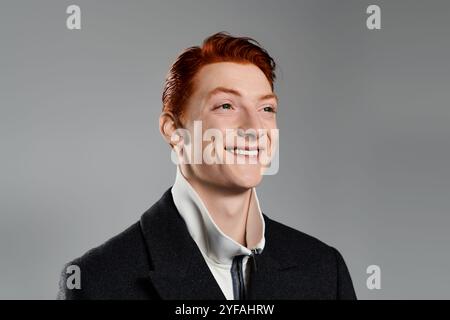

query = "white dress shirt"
171;166;266;300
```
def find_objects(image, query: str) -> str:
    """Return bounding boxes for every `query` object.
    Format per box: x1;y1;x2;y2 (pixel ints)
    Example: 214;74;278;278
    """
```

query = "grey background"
1;0;449;299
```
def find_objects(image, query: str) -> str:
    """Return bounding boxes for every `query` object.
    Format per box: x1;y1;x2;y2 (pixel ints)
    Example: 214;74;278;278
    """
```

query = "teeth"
227;148;258;156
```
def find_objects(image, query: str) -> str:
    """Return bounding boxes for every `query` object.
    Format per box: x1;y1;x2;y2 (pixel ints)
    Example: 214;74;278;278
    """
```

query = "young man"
58;32;356;300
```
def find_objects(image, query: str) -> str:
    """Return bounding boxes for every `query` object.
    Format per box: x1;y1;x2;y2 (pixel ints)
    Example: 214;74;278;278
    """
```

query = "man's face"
178;62;278;191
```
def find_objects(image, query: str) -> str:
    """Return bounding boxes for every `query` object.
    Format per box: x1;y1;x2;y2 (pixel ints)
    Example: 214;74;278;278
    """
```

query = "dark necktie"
231;249;259;300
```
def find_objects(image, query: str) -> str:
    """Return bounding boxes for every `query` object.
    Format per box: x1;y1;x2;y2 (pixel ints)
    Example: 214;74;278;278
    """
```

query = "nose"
237;108;262;140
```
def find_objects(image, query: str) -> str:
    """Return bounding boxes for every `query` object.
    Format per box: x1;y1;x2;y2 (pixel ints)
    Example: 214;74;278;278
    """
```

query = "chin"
225;164;263;190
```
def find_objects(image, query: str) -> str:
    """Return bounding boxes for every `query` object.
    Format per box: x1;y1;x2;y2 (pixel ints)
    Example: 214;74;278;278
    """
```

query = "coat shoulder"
263;214;357;299
70;222;148;271
57;222;152;299
264;214;335;255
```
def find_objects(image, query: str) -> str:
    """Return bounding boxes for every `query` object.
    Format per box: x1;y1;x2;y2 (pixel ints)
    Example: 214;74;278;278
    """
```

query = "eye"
262;105;276;113
218;103;233;110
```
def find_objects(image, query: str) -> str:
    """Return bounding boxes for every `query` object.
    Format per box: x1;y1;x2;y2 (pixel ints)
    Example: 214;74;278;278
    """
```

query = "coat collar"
140;188;299;300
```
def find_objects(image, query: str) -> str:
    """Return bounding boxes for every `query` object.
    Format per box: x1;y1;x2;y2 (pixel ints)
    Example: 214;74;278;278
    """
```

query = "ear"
159;112;179;148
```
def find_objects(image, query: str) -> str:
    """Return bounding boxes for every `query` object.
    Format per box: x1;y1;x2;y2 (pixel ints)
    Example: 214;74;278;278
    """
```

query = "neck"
180;168;252;247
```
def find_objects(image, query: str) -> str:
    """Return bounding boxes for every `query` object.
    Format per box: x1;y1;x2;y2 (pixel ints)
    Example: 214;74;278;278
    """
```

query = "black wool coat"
57;188;357;300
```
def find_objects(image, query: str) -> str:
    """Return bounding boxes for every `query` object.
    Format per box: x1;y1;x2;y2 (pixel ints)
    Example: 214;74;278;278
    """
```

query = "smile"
224;146;260;157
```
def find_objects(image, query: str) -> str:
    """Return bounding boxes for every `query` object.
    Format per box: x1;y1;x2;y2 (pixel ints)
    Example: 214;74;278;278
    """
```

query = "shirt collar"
171;166;266;265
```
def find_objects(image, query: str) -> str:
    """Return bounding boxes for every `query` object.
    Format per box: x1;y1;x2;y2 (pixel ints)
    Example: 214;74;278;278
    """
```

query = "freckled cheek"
258;117;277;131
197;120;227;151
262;120;278;146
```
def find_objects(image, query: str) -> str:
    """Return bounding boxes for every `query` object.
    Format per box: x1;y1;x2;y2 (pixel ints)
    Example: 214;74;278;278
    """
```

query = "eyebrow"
205;86;278;103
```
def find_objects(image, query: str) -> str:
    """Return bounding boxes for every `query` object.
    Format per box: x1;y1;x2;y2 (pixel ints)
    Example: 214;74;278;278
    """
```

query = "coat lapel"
140;188;225;300
247;215;300;299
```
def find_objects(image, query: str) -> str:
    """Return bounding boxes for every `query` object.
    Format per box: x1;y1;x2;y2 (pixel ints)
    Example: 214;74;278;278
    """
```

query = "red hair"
162;32;277;125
